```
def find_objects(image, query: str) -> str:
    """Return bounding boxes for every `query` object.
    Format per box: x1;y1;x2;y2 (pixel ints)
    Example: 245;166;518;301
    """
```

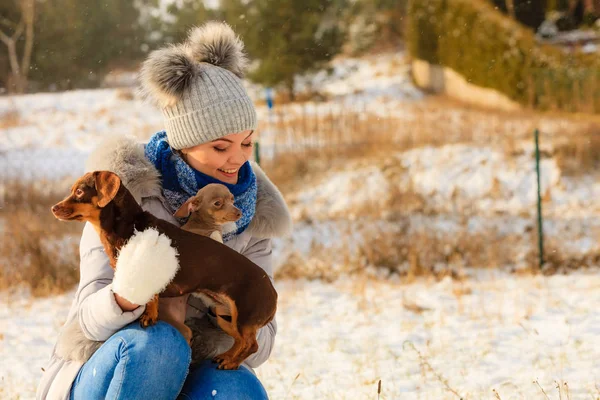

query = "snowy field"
2;270;600;399
2;51;600;399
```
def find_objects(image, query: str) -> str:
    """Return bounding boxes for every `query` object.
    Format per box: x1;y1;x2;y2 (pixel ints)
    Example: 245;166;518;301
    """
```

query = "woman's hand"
114;292;140;312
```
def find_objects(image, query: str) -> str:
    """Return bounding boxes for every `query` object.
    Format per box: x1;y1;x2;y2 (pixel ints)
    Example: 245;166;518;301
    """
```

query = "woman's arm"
75;223;146;341
75;197;174;340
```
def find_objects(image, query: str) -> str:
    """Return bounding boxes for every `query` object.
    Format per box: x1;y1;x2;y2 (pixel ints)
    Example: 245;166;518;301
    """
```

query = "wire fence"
255;100;533;163
527;68;600;114
252;100;600;271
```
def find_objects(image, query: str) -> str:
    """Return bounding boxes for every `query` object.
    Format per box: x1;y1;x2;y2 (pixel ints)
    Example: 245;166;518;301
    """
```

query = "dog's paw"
139;313;156;328
217;360;241;370
213;354;240;370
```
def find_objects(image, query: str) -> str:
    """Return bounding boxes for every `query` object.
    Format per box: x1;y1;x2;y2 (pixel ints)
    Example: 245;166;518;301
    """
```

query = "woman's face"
182;130;254;184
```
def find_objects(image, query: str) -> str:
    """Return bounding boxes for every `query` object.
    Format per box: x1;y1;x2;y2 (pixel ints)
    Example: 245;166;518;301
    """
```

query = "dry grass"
553;123;600;176
115;88;135;101
403;341;464;399
271;89;330;105
261;143;406;197
260;150;314;193
274;216;542;282
0;108;22;129
0;182;81;296
274;202;600;282
537;241;600;275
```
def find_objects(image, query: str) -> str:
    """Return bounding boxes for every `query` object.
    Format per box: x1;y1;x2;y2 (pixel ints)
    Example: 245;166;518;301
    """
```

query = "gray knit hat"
139;22;257;150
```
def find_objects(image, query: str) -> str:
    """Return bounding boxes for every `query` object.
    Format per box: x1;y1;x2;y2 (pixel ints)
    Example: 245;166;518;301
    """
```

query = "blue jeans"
178;361;269;400
70;322;268;400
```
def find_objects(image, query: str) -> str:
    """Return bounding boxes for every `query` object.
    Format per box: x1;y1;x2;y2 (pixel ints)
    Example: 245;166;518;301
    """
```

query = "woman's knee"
119;321;191;372
71;322;192;399
179;360;268;400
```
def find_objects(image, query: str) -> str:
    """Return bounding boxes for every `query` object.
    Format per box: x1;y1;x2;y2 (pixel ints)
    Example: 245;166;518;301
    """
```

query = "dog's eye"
214;201;222;208
75;189;84;197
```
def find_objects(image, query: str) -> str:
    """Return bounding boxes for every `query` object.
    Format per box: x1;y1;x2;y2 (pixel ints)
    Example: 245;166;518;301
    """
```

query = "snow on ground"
285;144;566;220
290;165;392;220
294;52;424;102
262;271;600;399
278;143;600;266
1;270;599;399
0;291;74;398
1;89;162;182
396;144;600;219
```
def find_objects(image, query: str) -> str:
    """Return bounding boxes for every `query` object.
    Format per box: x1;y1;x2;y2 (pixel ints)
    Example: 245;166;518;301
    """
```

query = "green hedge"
407;0;600;113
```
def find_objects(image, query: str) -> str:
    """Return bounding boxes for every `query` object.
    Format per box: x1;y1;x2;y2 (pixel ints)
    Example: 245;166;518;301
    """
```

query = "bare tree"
506;0;516;19
568;0;597;15
582;0;597;14
0;0;35;93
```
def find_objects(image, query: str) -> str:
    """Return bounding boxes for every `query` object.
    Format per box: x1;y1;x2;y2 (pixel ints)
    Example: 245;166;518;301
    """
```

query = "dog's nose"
235;210;242;218
51;205;58;213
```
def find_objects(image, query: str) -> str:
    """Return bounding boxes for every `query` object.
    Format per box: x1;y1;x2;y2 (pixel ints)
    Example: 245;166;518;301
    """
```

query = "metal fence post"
254;141;260;166
534;128;544;269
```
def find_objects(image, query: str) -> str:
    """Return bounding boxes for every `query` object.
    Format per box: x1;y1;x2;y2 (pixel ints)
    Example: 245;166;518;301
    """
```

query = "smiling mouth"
218;168;238;175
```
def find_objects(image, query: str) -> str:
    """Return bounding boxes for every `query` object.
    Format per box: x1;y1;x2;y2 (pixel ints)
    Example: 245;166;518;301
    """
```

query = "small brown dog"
176;183;242;242
51;171;277;369
158;183;242;347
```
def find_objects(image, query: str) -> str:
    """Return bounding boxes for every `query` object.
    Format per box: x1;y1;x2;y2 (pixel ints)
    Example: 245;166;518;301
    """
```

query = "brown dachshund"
159;183;242;347
51;171;277;370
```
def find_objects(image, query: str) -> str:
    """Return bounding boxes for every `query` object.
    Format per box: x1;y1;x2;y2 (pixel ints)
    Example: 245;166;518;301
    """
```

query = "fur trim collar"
85;136;292;239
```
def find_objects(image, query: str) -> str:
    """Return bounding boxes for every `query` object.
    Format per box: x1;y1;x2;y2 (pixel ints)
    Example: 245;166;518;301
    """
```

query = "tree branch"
20;0;35;76
0;0;32;93
506;0;516;19
0;16;19;30
0;29;12;45
13;18;25;40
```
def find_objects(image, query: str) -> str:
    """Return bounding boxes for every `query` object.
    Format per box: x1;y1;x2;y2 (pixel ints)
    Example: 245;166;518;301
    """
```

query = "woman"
36;22;291;400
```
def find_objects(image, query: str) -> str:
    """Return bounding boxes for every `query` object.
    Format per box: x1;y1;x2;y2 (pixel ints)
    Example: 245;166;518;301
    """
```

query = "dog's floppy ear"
174;195;201;218
174;198;192;218
94;171;121;208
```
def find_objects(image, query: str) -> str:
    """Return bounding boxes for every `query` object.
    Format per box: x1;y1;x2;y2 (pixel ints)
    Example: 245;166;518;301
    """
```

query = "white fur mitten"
112;228;180;305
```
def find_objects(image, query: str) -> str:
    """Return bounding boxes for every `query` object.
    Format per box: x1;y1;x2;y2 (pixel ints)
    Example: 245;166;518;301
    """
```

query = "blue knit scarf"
144;131;257;241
